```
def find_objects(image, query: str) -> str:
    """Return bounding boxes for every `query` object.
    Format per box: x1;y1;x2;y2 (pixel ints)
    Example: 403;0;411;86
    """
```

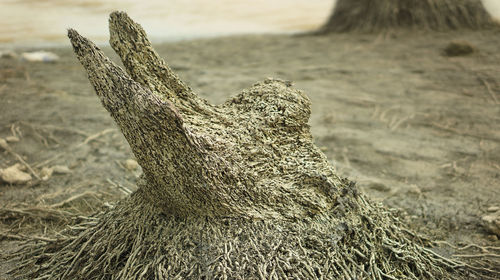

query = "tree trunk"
319;0;497;33
9;12;479;279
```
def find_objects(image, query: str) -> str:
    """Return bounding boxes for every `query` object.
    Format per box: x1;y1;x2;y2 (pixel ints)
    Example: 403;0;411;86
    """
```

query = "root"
0;205;90;240
0;138;40;180
77;128;116;147
0;207;75;227
433;240;500;277
8;192;478;280
0;232;59;243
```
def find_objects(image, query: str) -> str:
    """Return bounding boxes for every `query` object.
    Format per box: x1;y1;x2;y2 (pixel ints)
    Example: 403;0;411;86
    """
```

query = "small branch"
453;253;500;258
49;191;101;208
478;77;499;105
0;139;40;180
77;128;115;147
106;178;132;195
18;121;89;137
33;153;64;169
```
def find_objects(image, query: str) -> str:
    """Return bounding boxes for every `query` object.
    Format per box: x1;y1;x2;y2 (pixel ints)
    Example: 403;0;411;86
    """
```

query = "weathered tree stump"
318;0;498;33
10;12;471;279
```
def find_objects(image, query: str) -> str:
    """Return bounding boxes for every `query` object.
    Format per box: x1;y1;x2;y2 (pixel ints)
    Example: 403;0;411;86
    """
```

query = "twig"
106;178;132;195
115;159;126;171
0;206;75;220
390;114;415;131
433;241;500;252
33;153;64;169
18;121;89;137
49;191;101;208
0;139;40;180
426;121;500;142
464;263;500;277
10;124;19;138
478;77;499;105
24;68;31;82
453;253;500;258
492;163;500;172
77;128;115;147
0;232;58;242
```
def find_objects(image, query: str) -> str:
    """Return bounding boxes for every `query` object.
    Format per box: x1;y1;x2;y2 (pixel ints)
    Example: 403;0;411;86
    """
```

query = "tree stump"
318;0;498;33
10;12;472;279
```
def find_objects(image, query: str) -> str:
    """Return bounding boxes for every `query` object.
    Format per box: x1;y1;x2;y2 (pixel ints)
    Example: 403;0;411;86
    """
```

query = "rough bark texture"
8;12;479;279
71;13;338;220
318;0;498;33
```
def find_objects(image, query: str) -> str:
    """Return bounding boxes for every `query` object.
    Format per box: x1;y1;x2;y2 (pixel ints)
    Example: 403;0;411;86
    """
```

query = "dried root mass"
12;188;467;279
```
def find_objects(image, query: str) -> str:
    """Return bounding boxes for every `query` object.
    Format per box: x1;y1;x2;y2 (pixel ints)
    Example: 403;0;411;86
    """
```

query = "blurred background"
1;0;499;47
0;0;333;47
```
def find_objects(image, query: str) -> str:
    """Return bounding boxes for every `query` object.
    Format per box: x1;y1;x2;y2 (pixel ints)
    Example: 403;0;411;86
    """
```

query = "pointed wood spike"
67;28;188;166
68;28;144;112
109;11;194;101
68;28;217;217
68;28;183;120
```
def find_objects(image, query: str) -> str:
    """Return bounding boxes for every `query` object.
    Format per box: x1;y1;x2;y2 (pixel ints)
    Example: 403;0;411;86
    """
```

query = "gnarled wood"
70;12;341;220
9;12;486;279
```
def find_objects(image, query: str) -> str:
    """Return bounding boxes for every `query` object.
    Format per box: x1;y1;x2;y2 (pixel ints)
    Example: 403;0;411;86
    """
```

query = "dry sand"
1;30;499;276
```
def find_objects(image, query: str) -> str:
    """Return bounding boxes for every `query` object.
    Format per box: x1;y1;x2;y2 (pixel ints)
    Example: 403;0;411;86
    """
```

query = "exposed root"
77;128;116;147
0;137;40;180
0;207;75;227
8;190;476;279
433;240;500;277
0;232;61;243
434;242;500;252
0;205;92;240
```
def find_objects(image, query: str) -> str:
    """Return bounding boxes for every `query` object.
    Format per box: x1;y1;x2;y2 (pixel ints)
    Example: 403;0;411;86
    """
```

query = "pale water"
1;0;500;47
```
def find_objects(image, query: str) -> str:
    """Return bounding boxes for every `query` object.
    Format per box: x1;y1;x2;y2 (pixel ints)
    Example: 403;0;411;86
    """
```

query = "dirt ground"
1;29;499;277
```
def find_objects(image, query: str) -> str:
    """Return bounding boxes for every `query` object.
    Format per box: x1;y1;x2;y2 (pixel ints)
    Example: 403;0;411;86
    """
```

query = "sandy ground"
1;30;499;277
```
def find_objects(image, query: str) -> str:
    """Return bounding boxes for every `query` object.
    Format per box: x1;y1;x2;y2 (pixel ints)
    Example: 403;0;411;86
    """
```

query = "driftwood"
318;0;498;33
9;12;476;279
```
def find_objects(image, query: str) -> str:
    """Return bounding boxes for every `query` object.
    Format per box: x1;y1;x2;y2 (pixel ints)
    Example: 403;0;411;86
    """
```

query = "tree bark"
69;12;337;220
319;0;497;33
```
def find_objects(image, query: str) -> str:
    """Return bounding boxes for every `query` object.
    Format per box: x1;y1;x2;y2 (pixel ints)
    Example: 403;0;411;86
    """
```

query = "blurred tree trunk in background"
319;0;497;33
